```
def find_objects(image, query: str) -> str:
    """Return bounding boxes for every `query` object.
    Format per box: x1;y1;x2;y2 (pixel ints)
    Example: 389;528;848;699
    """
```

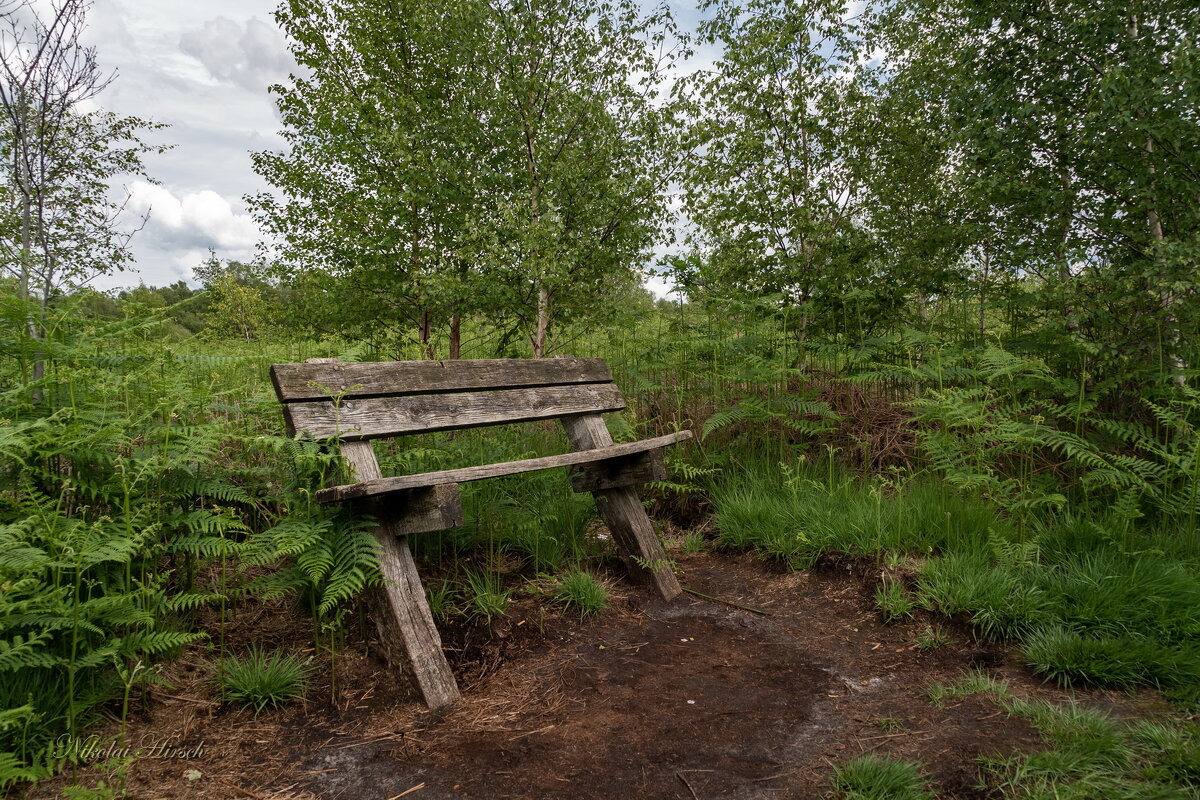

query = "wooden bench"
270;356;691;709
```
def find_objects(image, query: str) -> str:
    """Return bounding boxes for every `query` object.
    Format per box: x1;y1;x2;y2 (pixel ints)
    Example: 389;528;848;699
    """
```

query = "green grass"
916;624;950;650
986;699;1200;799
425;580;458;624
216;647;310;715
829;754;935;800
924;668;1200;799
712;460;999;568
462;567;510;625
710;459;1200;695
925;669;1009;708
553;569;610;618
874;578;915;623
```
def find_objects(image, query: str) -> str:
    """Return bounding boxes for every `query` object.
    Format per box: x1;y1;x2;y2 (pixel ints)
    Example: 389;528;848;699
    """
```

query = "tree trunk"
978;241;991;342
449;314;461;359
420;311;434;360
1129;14;1186;386
532;288;549;358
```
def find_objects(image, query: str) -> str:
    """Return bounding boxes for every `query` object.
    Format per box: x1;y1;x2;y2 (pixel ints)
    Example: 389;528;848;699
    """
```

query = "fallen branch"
683;587;770;616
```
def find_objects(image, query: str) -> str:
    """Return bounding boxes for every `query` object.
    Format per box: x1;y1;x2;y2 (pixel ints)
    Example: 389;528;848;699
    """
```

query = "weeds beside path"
26;549;1178;800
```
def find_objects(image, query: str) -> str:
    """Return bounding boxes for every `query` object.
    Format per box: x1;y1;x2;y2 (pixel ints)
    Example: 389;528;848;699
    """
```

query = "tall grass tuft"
217;647;311;716
553;569;609;618
830;754;936;800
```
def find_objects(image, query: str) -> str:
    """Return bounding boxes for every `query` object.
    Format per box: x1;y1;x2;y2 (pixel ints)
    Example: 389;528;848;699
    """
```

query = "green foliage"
425;581;458;625
915;625;950;651
462;567;509;626
829;754;935;800
874;579;914;624
255;0;680;356
712;458;997;568
987;694;1200;799
925;670;1010;709
216;646;311;716
0;304;377;781
552;569;609;618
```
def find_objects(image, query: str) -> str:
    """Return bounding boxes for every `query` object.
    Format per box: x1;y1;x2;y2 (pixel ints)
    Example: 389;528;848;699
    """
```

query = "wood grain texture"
569;449;667;492
560;415;684;601
317;432;691;503
369;531;460;709
339;441;460;708
359;484;463;534
284;383;627;440
272;357;612;402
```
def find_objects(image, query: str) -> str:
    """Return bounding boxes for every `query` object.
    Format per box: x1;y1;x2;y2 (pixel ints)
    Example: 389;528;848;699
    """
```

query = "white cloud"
179;16;293;92
127;180;261;253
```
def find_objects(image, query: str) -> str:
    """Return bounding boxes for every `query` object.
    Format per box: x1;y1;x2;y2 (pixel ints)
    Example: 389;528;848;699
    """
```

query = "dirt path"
26;551;1164;799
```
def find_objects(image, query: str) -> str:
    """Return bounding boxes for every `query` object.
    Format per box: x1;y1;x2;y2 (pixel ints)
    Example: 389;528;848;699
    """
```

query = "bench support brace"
561;415;683;601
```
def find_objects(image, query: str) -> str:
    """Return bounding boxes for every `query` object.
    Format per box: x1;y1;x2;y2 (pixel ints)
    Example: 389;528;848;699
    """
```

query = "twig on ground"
215;779;267;799
677;771;700;800
683;587;770;615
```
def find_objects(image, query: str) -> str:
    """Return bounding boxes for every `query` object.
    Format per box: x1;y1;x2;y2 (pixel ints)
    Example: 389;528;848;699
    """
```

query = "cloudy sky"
79;0;709;295
81;0;292;290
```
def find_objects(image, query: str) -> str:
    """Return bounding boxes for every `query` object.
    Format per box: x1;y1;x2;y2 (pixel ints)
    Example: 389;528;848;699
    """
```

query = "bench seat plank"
272;357;612;402
286;383;627;440
316;431;692;503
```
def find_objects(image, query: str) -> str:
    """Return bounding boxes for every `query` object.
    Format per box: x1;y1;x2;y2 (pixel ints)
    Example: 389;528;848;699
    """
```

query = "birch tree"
874;0;1200;387
255;0;677;357
678;0;905;342
0;0;159;384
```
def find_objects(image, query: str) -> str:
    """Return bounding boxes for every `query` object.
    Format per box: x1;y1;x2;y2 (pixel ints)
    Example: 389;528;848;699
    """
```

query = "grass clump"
712;460;1200;696
463;567;510;625
217;647;310;715
916;624;950;650
984;698;1200;799
925;669;1009;708
829;754;935;800
553;569;610;618
874;578;915;623
921;667;1200;798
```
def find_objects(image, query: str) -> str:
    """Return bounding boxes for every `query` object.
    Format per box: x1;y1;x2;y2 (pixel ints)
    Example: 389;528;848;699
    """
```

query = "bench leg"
340;440;460;709
591;486;683;601
368;528;461;710
561;415;683;601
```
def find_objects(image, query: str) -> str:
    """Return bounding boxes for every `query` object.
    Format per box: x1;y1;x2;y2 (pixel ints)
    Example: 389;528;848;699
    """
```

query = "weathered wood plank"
285;383;627;440
559;416;684;602
272;357;612;402
317;432;691;503
340;441;460;709
570;449;666;493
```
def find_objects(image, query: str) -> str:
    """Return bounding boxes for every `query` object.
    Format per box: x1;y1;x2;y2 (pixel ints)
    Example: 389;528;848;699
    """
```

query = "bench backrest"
270;357;625;441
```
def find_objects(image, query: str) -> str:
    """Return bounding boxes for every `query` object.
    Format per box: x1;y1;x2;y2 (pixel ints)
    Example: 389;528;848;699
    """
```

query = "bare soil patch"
22;549;1167;800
